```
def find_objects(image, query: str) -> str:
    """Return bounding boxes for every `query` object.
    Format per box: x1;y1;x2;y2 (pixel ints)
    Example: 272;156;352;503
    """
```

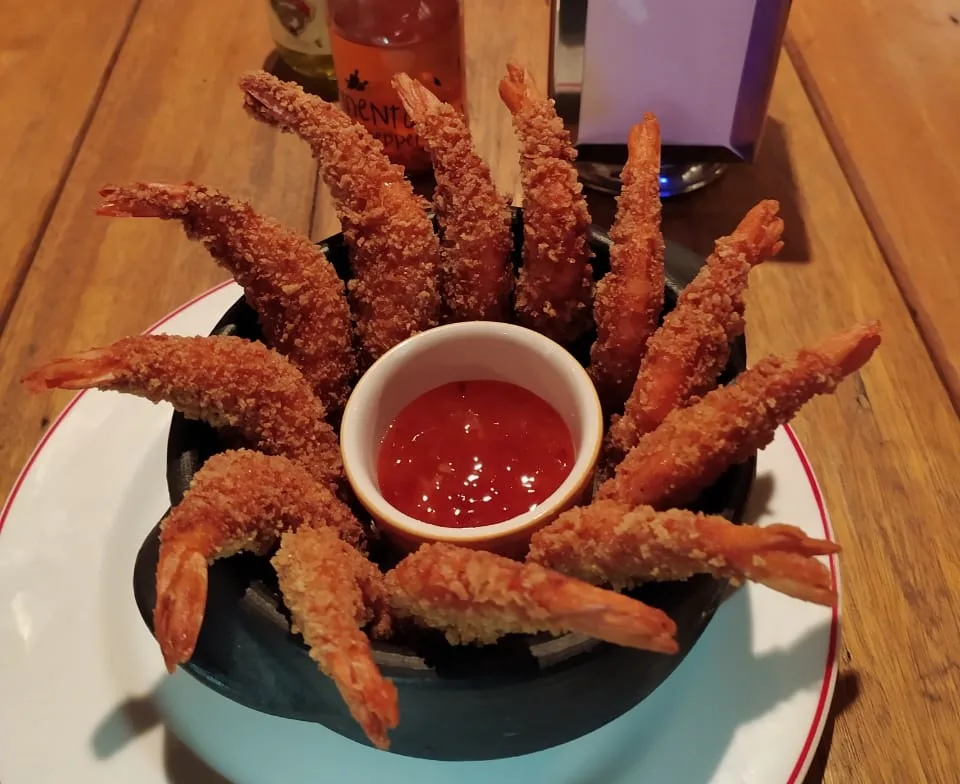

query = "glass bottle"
326;0;466;172
266;0;337;82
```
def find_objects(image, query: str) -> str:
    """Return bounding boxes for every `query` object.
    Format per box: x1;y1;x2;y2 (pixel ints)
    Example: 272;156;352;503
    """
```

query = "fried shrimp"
598;321;882;510
96;182;356;415
529;500;838;606
385;542;678;653
608;200;784;455
589;114;665;409
238;70;441;364
153;449;366;672
272;526;397;749
498;63;593;345
393;73;513;322
22;335;343;490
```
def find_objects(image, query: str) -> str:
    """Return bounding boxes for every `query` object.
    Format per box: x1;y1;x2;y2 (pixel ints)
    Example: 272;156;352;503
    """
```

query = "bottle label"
329;31;464;171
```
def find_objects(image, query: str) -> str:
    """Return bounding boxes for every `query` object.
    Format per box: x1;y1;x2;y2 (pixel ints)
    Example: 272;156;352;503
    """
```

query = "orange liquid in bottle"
327;0;465;171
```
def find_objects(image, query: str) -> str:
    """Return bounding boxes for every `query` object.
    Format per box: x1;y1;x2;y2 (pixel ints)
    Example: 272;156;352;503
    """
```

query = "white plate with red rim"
0;281;838;784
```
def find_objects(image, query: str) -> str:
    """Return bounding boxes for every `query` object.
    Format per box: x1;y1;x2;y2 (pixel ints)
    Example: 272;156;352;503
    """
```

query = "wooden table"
1;0;958;781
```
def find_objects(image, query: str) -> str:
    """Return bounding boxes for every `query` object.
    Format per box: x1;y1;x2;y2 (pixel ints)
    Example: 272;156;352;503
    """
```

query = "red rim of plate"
0;280;839;781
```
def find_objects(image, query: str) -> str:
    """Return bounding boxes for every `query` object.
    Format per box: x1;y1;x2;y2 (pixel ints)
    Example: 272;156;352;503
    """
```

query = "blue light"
659;176;668;184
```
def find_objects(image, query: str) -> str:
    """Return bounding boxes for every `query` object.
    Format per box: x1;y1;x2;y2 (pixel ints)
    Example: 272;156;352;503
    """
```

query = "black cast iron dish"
132;209;757;761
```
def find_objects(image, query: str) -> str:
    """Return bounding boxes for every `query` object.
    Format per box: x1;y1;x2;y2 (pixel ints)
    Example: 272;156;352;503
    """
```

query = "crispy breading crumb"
608;199;784;454
598;322;881;510
394;73;514;322
273;526;396;748
529;500;839;605
589;114;665;409
97;183;356;415
385;542;677;653
23;334;344;491
499;63;593;345
152;449;365;672
239;71;441;365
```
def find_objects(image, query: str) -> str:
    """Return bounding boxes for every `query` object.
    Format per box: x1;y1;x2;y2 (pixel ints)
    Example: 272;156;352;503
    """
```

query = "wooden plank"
0;0;137;328
0;0;319;494
786;1;960;410
310;0;550;239
653;58;960;784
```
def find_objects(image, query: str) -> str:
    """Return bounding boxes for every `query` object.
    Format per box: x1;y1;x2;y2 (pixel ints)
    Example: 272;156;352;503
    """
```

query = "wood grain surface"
2;1;959;781
661;56;960;784
0;0;137;327
787;0;960;412
0;0;317;499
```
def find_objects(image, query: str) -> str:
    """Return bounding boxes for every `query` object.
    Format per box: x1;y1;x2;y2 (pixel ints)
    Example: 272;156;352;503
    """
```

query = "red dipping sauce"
377;380;575;528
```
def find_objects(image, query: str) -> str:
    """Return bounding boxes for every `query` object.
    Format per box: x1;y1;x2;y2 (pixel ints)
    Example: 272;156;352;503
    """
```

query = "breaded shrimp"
529;500;839;606
385;542;677;654
96;182;356;415
608;200;784;455
22;335;343;490
393;73;513;322
589;114;665;409
238;71;441;364
272;526;397;749
152;449;366;672
499;63;593;345
598;321;882;510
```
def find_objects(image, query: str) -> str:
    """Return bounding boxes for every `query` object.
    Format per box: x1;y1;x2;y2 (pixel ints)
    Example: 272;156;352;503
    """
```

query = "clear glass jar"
327;0;466;171
266;0;336;81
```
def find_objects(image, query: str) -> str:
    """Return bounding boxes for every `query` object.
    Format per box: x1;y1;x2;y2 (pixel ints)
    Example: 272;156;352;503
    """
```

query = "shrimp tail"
21;348;123;390
497;62;532;111
747;553;837;606
153;544;208;672
239;70;342;141
96;183;194;218
238;70;290;127
819;322;883;376
733;199;785;262
546;582;679;654
626;116;658;158
391;72;441;121
323;647;400;750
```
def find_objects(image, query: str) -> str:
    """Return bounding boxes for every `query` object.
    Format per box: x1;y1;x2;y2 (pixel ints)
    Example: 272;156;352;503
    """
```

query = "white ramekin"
339;321;603;556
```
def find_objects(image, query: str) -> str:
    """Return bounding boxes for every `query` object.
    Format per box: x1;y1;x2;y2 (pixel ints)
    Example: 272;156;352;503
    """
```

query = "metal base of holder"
576;161;728;199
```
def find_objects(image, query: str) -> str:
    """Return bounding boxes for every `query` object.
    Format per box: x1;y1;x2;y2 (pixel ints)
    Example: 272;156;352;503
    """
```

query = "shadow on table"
89;605;834;783
743;468;859;784
742;470;776;524
91;689;230;783
586;118;810;263
744;468;859;784
562;595;833;783
802;670;861;783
